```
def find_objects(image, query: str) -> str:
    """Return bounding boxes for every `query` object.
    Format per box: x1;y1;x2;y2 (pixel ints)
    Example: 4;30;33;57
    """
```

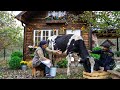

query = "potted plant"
20;60;28;70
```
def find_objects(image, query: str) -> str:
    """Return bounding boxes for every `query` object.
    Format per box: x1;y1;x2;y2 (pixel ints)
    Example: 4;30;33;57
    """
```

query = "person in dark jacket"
89;44;116;71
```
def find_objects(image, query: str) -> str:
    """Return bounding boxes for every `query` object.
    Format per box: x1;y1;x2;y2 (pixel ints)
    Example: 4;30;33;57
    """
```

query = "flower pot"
50;67;57;77
21;65;27;70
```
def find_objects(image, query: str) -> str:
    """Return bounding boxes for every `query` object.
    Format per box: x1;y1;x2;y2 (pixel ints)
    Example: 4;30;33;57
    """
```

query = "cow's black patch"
54;34;73;52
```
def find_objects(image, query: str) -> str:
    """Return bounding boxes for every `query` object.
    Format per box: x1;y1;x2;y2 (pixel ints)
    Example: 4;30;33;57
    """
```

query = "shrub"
57;58;68;68
11;51;23;59
114;51;120;57
92;46;101;51
8;56;22;69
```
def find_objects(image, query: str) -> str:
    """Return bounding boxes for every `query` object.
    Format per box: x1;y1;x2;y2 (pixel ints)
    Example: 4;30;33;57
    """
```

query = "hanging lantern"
53;29;56;32
71;27;75;31
27;27;30;31
38;30;41;34
62;27;66;31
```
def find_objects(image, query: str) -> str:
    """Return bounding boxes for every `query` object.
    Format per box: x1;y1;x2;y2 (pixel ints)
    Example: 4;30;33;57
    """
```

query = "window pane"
35;37;38;41
46;31;48;36
35;42;37;46
46;37;48;40
43;31;45;36
38;37;40;42
43;37;45;40
35;31;38;36
38;31;41;36
51;31;53;36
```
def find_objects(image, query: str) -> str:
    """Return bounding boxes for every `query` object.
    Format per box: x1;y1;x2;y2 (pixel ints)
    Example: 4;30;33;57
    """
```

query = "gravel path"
0;60;84;79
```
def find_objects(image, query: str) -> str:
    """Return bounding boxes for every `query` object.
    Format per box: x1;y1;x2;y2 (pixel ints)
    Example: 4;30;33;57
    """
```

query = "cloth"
41;59;51;68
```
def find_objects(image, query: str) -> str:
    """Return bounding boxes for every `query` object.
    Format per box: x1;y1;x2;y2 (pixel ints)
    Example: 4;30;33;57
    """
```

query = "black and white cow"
47;34;95;75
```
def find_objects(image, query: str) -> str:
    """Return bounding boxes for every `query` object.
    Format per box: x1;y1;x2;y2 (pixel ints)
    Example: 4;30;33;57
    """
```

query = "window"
48;11;66;17
33;30;58;46
66;29;81;36
46;11;67;21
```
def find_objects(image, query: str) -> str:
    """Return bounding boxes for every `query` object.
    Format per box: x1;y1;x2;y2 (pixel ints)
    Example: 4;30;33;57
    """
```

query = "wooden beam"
89;29;92;50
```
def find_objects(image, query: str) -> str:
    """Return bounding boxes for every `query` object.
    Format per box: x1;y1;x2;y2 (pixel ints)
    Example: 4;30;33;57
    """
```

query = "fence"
98;38;120;52
0;46;23;61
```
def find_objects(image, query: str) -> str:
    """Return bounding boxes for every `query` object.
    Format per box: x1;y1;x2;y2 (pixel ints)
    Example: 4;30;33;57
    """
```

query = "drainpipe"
22;22;26;61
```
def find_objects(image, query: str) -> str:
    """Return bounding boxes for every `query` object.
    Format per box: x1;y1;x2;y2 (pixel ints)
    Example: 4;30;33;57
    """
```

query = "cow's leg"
49;53;54;66
73;53;79;67
82;59;91;73
66;54;72;76
49;53;53;60
89;57;95;73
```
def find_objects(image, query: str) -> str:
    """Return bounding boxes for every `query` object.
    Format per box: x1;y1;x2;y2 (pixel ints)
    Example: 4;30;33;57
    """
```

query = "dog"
27;60;45;77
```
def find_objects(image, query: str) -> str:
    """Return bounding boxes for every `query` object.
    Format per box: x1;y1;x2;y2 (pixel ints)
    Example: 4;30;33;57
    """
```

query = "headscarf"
39;40;47;56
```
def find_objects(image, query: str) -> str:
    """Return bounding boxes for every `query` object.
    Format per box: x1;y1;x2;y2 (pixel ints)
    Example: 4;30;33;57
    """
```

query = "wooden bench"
107;70;120;79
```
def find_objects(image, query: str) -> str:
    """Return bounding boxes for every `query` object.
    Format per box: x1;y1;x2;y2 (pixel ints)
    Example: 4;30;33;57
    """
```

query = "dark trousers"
36;63;50;76
82;59;114;73
94;60;113;71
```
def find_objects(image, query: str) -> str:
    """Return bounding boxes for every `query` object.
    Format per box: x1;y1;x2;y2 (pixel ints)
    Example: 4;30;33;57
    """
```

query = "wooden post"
117;37;119;51
116;37;119;57
89;28;92;51
22;22;26;61
3;47;6;60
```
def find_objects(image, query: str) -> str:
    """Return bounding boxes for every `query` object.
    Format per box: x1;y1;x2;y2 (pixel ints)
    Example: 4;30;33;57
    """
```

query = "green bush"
92;46;101;51
90;46;101;60
11;51;23;59
8;56;22;69
57;58;68;68
114;51;120;57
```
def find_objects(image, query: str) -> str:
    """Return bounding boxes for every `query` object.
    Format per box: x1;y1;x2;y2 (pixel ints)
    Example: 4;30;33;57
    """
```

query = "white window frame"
66;29;81;36
33;30;58;46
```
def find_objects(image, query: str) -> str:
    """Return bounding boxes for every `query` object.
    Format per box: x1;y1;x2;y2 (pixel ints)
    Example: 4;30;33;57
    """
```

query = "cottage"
15;11;91;60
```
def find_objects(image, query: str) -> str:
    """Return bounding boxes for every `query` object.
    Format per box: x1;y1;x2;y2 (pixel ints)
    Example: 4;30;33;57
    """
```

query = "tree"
0;11;23;51
66;11;120;35
0;11;22;49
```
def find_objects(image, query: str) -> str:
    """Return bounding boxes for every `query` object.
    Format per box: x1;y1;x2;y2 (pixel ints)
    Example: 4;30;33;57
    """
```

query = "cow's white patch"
71;57;74;61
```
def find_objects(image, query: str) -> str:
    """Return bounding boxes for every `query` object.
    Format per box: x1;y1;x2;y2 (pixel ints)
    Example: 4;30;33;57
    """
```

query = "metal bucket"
21;65;27;70
50;67;57;77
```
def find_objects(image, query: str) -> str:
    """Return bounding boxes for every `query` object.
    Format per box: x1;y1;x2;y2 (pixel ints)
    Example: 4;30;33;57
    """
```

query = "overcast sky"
9;11;22;26
12;11;22;15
